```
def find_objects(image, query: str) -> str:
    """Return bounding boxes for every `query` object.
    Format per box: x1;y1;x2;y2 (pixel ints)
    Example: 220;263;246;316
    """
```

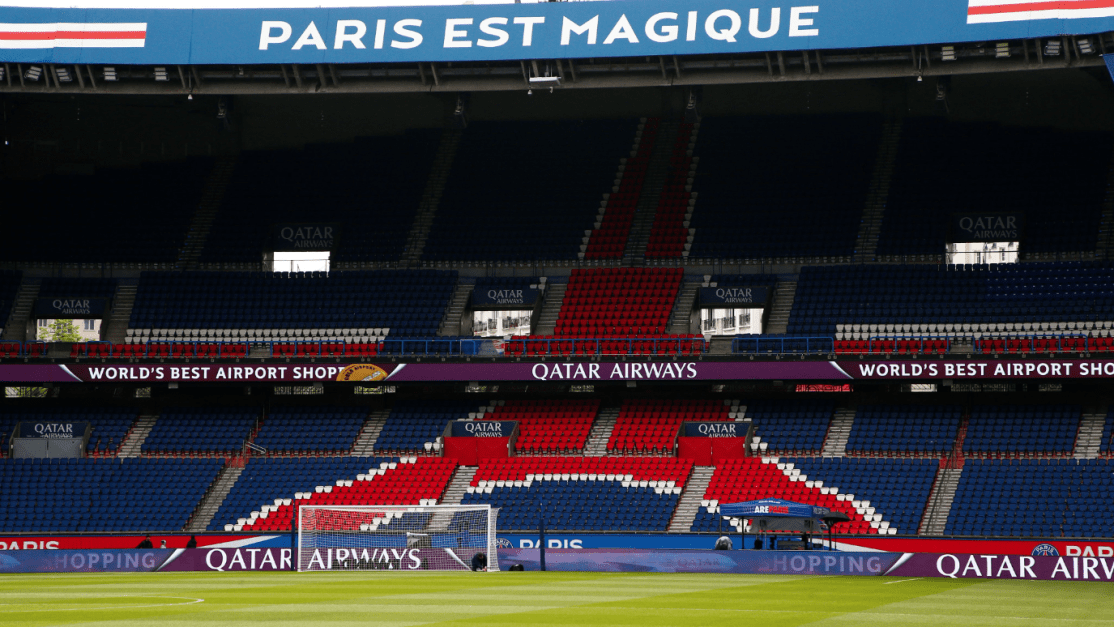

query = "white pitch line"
882;578;921;585
2;596;205;612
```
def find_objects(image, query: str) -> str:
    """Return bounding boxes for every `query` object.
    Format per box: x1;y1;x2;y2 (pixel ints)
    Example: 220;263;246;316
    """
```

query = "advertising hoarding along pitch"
1;0;1113;65
4;359;1114;383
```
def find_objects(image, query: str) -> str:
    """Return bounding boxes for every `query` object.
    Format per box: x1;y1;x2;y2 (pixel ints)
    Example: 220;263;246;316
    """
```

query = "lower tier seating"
374;400;484;453
230;457;457;532
142;408;257;455
963;406;1079;455
0;458;222;532
608;399;732;454
946;459;1114;537
747;401;833;453
462;457;691;531
210;456;396;531
693;457;879;535
481;399;599;454
846;406;961;455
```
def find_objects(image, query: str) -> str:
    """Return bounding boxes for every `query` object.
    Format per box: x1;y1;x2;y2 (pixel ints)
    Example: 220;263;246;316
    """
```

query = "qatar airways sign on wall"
2;0;1114;65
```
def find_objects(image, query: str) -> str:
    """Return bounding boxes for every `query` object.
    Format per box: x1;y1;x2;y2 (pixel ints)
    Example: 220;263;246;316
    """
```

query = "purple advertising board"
0;549;173;573
885;553;1114;582
5;358;1114;384
498;549;901;575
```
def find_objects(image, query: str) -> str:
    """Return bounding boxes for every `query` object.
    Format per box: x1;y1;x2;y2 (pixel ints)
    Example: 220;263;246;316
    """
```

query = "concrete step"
821;409;855;457
583;407;620;456
919;467;963;535
185;465;244;532
118;416;156;458
351;410;390;457
1074;412;1107;459
667;466;714;532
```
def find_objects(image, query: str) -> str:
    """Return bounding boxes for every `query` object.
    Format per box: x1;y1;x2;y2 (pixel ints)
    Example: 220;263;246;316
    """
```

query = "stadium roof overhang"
1;0;1113;95
0;37;1110;95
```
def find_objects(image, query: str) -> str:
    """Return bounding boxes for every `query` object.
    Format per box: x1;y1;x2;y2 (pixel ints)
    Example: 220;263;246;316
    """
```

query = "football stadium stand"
480;399;600;454
252;407;366;454
140;408;257;455
608;399;729;454
845;406;962;455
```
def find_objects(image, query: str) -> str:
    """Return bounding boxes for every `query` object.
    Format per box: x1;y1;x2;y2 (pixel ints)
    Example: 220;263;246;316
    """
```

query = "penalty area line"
3;596;205;612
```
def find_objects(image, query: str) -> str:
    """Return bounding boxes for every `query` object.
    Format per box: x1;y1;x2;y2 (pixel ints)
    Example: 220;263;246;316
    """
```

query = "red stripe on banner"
0;30;146;41
969;0;1114;15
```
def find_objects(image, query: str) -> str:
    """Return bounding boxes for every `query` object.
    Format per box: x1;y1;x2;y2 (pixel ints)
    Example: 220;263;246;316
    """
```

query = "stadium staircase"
583;406;619;456
177;155;237;271
622;119;680;266
1095;148;1114;260
532;282;566;335
919;467;962;535
852;118;902;263
404;129;461;267
667;281;700;335
1;278;39;342
103;280;138;346
438;281;474;336
117;415;156;458
185;464;244;533
764;280;797;334
667;466;714;532
350;410;390;457
1074;409;1107;459
821;409;855;457
424;466;477;532
583;118;656;262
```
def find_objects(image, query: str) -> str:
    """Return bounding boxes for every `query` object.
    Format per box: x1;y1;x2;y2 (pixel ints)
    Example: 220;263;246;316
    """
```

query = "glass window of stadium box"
473;310;532;337
272;251;330;273
700;308;762;336
946;241;1019;265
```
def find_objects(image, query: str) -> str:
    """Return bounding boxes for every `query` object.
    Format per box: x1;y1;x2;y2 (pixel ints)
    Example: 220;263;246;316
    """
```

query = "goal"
296;504;498;573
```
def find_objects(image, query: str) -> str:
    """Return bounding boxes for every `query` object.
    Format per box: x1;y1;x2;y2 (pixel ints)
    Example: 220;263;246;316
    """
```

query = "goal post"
296;504;498;573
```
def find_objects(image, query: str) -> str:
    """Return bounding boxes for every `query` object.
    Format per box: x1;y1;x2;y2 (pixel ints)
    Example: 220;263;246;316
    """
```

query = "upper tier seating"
693;457;878;535
209;455;396;531
141;408;257;455
946;459;1114;537
878;120;1111;258
201;131;441;264
846;406;961;455
585;119;655;260
962;406;1080;455
0;408;136;457
788;457;937;536
791;262;1114;337
0;458;222;532
747;401;833;453
481;399;599;454
1;159;213;264
37;277;118;300
374;400;482;453
1102;410;1114;455
235;457;457;532
686;115;880;261
129;270;456;338
608;399;730;454
463;457;690;531
645;121;696;259
555;268;681;336
253;407;366;453
423;120;635;262
0;271;22;332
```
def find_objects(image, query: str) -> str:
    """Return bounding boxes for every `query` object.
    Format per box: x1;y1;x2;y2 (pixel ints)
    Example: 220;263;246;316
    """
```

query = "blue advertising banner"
720;498;828;519
699;286;768;307
450;420;517;437
32;298;107;319
682;422;744;437
17;422;88;439
471;288;541;308
0;549;172;573
1;0;1113;65
499;548;901;574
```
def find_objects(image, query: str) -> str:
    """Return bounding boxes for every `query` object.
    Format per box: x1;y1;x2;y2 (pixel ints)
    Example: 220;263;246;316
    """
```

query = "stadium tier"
480;399;599;454
0;159;214;265
877;120;1112;259
373;400;482;454
200;131;441;265
422;120;637;263
945;459;1114;537
845;406;962;455
683;115;881;262
0;408;135;457
645;121;697;259
608;399;730;454
747;401;833;454
253;408;366;454
140;408;257;455
462;457;690;531
585;118;658;260
0;458;222;532
961;406;1080;456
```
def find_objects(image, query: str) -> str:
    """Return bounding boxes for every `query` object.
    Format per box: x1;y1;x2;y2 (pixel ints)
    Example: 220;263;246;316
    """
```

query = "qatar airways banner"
1;0;1113;65
6;359;1114;383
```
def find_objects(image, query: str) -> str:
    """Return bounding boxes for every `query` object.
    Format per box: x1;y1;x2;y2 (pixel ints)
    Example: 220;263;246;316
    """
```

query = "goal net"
297;504;498;573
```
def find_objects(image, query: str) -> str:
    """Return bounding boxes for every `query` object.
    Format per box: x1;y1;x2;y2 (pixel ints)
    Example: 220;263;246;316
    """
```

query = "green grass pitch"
1;571;1112;626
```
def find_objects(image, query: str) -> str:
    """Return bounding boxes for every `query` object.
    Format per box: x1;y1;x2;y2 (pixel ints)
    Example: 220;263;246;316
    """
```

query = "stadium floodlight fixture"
154;67;169;81
1044;40;1062;56
23;65;42;81
994;42;1010;58
941;45;957;62
1078;38;1095;55
55;67;72;82
103;66;117;81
